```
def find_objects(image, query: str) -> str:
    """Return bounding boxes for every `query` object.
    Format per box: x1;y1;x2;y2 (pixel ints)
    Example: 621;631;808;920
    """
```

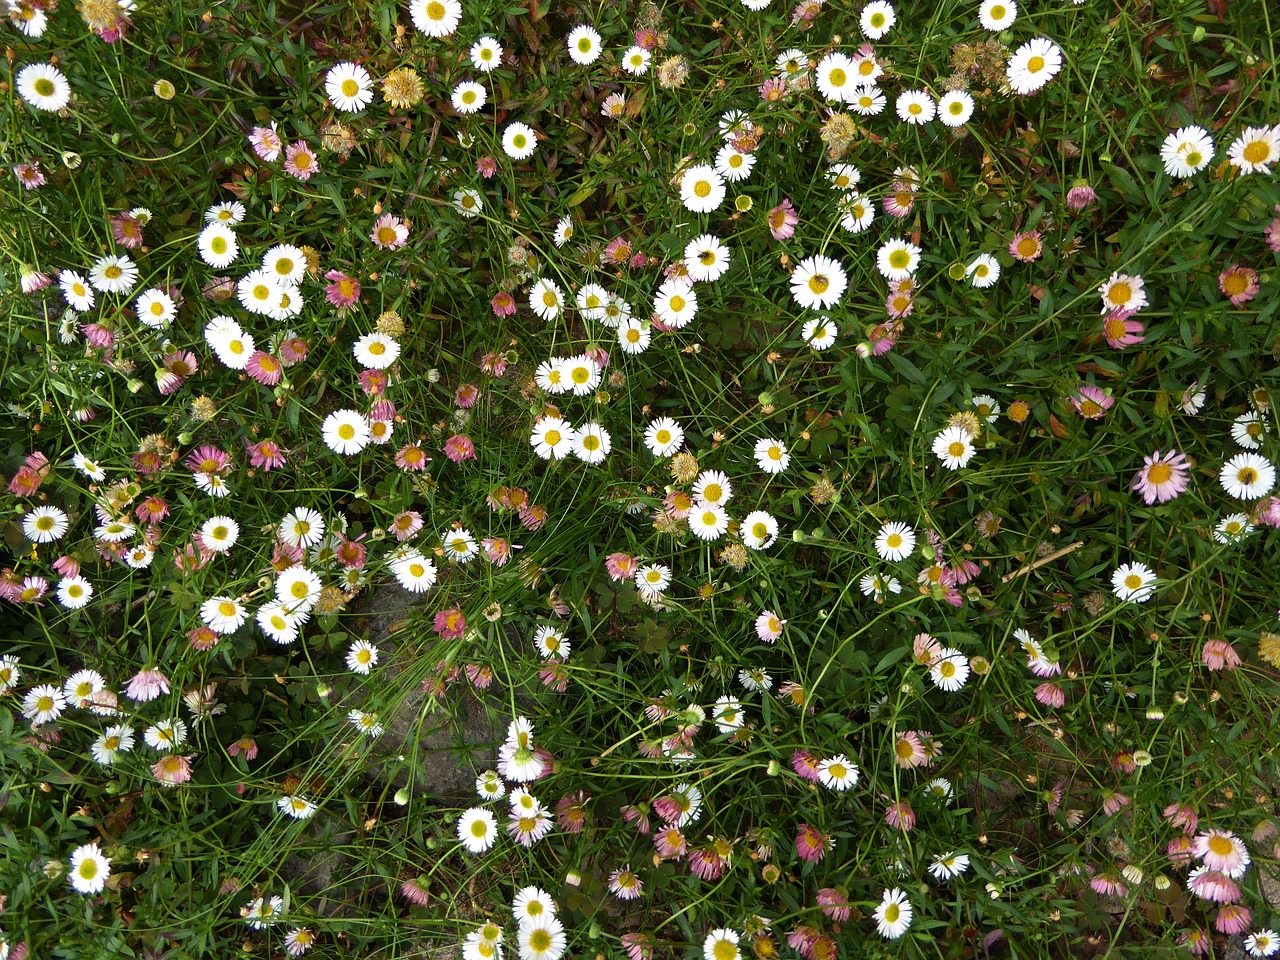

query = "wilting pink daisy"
884;802;915;832
454;383;480;408
228;735;259;759
370;214;410;250
280;337;310;364
82;323;114;349
246;439;287;471
434;607;466;639
892;731;928;768
1214;904;1252;935
790;749;821;781
556;791;590;833
391;510;424;541
621;934;653;960
359;369;388;395
1193;829;1251;877
111;212;144;248
480;351;509;377
1188;866;1241;903
1034;682;1065;708
491;291;517;316
1164;803;1199;834
443;435;476;463
1201;639;1241;672
14;162;45;190
395;444;430;471
477;156;498;178
912;632;942;665
603;236;633;264
1009;230;1044;262
1218;264;1259;306
284;141;319;180
464;664;494;688
1065;181;1097;210
686;845;727;880
1090;871;1127;897
867;319;901;356
246;351;283;386
816;887;850;922
152;753;193;785
653;826;687;859
126;668;171;702
1267;205;1280;253
605;553;637;581
400;878;431;907
1071;384;1114;420
1131;450;1189;504
482;537;513;566
1179;929;1211;957
21;268;53;293
795;823;829;862
1101;790;1130;816
759;76;788;104
1102;309;1145;348
324;270;360;308
756;610;785;642
336;537;367;568
608;865;644;900
767;198;799;240
1168;835;1195;866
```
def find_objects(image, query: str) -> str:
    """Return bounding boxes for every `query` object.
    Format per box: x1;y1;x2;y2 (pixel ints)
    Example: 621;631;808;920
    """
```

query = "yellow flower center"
1243;140;1271;165
1124;574;1143;590
1027;55;1045;72
1145;463;1172;484
694;180;712;198
338;424;356;440
828;68;846;86
341;78;359;97
948;441;966;458
219;601;237;616
807;274;829;294
545;429;561;446
426;0;445;18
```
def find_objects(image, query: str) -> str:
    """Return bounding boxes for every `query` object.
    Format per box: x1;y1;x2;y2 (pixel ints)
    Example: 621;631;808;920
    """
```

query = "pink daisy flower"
756;610;785;642
795;823;828;862
1008;230;1044;262
443;435;476;463
767;198;799;240
884;802;915;831
605;553;637;581
657;828;693;861
126;668;170;702
246;351;283;386
251;124;283;160
455;383;480;408
396;444;430;471
1214;904;1252;935
892;731;928;768
483;537;513;566
1201;639;1241;672
1266;205;1280;253
685;846;726;881
1163;803;1199;835
1188;867;1241;903
1131;449;1190;504
1102;309;1145;348
816;887;850;922
477;156;498;178
433;607;467;639
370;213;410;250
608;865;644;900
246;439;287;471
324;270;360;308
279;337;310;364
491;291;517;316
621;934;653;960
1090;871;1127;897
1192;829;1251;878
284;140;319;180
1034;682;1065;708
14;162;45;190
1219;264;1259;306
110;212;144;248
391;511;424;541
1071;384;1114;420
152;753;193;785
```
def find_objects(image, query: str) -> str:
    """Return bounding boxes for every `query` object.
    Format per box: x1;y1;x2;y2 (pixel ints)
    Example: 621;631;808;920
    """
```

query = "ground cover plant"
2;0;1280;955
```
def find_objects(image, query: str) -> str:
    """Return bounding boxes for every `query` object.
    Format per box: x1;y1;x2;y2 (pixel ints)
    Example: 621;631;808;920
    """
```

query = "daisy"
849;85;886;116
89;254;138;294
1098;272;1148;314
860;571;902;601
323;410;371;455
860;0;896;38
929;649;971;692
553;216;574;247
937;90;975;127
454;187;484;217
791;254;848;309
692;470;732;506
91;725;135;764
513;886;558;922
815;53;857;102
689;504;730;541
144;718;188;751
69;842;110;895
346;640;379;674
22;684;66;724
929;852;971;880
979;0;1017;27
741;510;778;550
63;672;107;711
1220;453;1275;499
684;235;731;283
801;316;837;350
1227;125;1280;175
573;422;611;464
518;918;566;960
535;359;570;393
838;192;875;232
326;62;373;112
1161;125;1214;178
442;527;480;563
875;522;916;562
531;416;576;460
703;929;740;960
817;754;860;790
567;24;602;64
714;144;755;183
95;518;136;542
654;279;698;327
1232;411;1267;449
533;625;570;659
16;63;71;112
206;200;247;224
1131;450;1190;504
1213;513;1254;544
645;418;685;457
877;238;922;281
200;516;239;553
896;89;936;125
1245;930;1279;958
471;36;504;72
280;507;325;548
619;318;651;354
353;332;401;369
60;271;95;311
452;81;487;114
348;708;384;738
278;795;317;820
621;46;651;75
754;437;790;474
679;165;726;214
529;278;564;320
262;244;306;285
503;122;537;160
933;426;976;470
1111;561;1156;603
371;214;410;249
202;596;249;634
257;601;302;644
874;888;913;939
410;0;461;36
276;565;323;611
237;270;282;316
970;395;1000;423
284;141;319;179
198;223;239;267
1006;37;1063;95
23;505;69;543
393;551;438;592
58;576;94;609
966;253;1000;288
635;563;672;594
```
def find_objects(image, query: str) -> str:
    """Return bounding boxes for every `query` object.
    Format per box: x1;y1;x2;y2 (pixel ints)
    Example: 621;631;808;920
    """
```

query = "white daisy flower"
741;510;778;550
17;63;71;112
503;122;537;160
471;37;504;72
978;0;1016;30
566;24;602;65
754;437;790;474
322;409;371;455
345;639;379;674
860;0;896;38
531;416;576;460
198;222;239;267
938;90;975;127
410;0;461;36
1160;125;1214;178
529;278;565;320
1111;561;1156;603
1219;452;1275;499
876;238;922;280
896;89;936;125
874;522;916;562
644;418;685;457
1006;37;1063;95
325;62;373;112
790;254;848;310
678;164;726;214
